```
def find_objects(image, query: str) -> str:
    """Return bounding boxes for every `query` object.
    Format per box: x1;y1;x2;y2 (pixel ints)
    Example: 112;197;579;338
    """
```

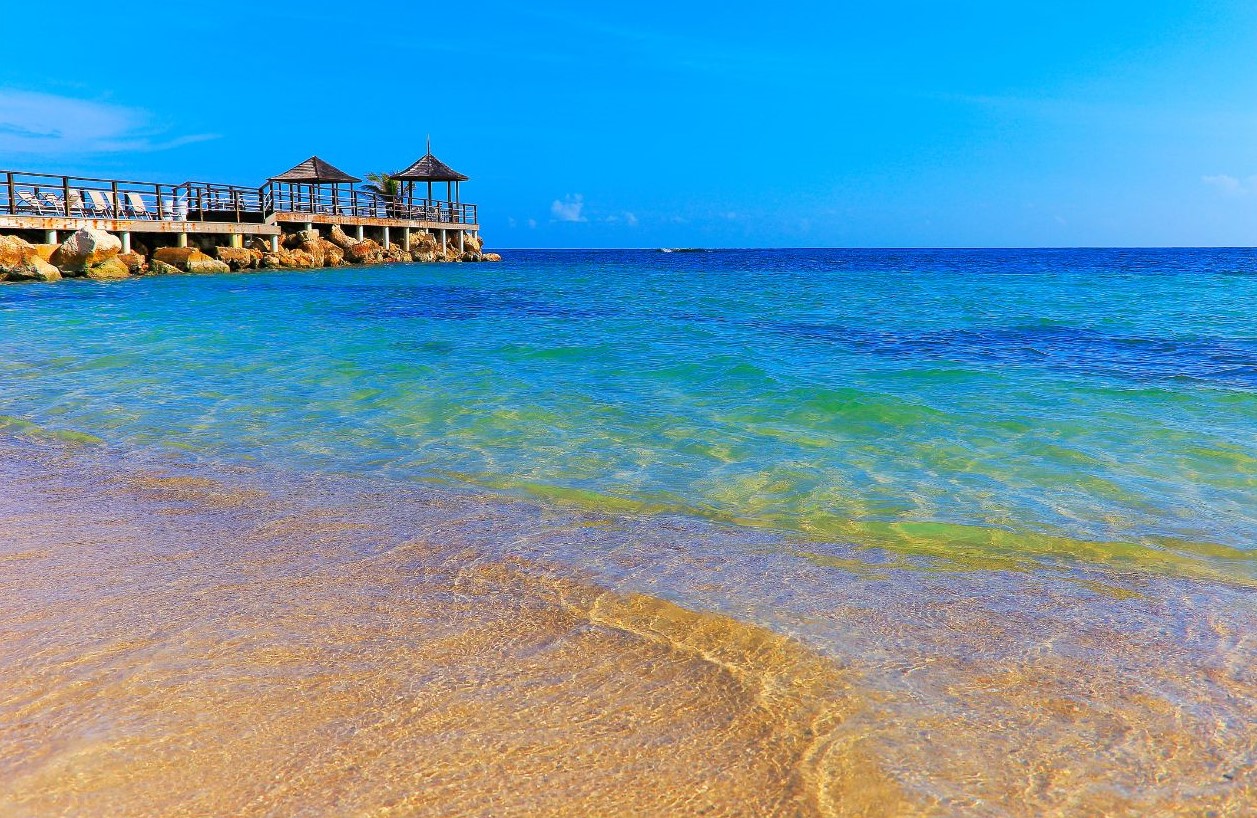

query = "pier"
0;152;480;256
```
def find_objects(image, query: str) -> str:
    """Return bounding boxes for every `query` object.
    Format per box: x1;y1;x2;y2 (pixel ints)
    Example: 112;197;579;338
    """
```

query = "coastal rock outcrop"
328;225;385;264
484;253;502;262
153;247;231;275
0;236;62;281
213;246;263;271
85;257;131;280
118;251;147;275
386;243;412;264
318;239;345;266
50;228;122;272
149;259;181;276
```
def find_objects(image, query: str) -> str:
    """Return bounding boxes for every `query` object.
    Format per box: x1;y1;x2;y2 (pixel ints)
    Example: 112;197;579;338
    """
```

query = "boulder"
149;259;181;275
344;238;384;264
0;236;63;281
318;239;345;266
0;235;36;272
213;246;262;271
463;233;484;254
85;257;131;280
32;243;58;263
386;243;412;264
117;251;147;274
248;237;272;253
484;253;502;262
328;225;357;251
50;229;122;272
152;246;211;270
186;258;232;275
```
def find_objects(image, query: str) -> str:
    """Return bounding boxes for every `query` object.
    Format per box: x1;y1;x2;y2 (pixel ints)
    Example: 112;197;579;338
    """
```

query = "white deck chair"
124;191;152;219
16;190;48;214
86;190;115;217
41;192;66;215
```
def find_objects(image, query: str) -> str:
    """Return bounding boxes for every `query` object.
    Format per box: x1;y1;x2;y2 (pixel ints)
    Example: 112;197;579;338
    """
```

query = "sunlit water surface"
1;249;1255;814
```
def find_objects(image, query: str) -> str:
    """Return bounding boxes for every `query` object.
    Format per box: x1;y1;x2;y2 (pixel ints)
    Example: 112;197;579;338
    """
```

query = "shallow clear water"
2;249;1256;815
2;249;1255;579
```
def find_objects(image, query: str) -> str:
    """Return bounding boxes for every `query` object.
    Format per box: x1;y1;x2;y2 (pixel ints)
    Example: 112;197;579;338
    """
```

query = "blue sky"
2;1;1255;247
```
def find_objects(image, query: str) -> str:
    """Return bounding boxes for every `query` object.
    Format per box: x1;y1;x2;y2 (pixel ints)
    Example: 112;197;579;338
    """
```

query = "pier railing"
260;182;478;224
2;170;478;226
1;170;207;222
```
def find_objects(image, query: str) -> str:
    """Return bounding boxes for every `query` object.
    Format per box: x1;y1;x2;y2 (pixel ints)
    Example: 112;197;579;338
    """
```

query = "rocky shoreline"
0;226;500;283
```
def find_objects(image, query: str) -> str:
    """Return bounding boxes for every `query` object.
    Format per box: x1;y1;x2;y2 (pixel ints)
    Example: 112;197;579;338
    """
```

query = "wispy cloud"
0;89;218;155
551;194;587;222
1202;173;1255;196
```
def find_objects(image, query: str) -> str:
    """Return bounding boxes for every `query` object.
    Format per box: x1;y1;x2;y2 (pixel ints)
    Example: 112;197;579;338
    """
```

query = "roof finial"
427;134;432;156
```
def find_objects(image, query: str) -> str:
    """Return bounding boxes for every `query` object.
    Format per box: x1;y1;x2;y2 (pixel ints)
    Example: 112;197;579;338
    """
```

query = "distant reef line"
0;226;501;283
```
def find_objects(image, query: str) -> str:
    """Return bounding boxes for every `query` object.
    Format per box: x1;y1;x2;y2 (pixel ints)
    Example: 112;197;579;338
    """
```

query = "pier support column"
120;232;131;254
45;229;58;244
439;228;447;254
458;231;465;254
230;233;243;249
303;222;312;232
383;226;390;248
355;225;364;241
177;233;188;248
402;227;411;252
270;235;279;252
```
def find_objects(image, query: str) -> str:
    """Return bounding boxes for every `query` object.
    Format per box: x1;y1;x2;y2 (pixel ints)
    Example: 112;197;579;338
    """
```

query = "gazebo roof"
392;151;469;182
268;156;360;184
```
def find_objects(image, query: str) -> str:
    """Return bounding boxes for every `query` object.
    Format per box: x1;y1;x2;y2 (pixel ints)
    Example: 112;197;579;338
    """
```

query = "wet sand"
1;436;1253;816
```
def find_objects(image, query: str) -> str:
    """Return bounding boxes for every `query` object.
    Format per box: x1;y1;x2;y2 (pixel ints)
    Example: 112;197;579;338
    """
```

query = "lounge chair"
86;190;115;217
124;191;153;219
16;190;48;214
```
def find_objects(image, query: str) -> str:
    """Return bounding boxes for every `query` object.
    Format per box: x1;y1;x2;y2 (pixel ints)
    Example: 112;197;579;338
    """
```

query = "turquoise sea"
2;248;1255;814
2;248;1255;579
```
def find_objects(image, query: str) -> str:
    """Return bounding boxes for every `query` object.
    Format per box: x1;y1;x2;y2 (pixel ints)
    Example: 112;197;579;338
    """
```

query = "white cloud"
1202;173;1257;196
1202;174;1243;194
527;218;538;229
624;212;638;227
550;193;586;222
0;89;218;155
507;216;517;228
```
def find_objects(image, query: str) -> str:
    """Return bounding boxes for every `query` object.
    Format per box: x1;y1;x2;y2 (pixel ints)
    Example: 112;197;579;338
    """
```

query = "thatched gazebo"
391;140;469;220
268;156;360;214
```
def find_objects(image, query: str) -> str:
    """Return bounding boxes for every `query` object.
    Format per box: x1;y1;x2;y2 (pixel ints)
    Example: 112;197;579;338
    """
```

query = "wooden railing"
1;170;198;221
2;170;479;225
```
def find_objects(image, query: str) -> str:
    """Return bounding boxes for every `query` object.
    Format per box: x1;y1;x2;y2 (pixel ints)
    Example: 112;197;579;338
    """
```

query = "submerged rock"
50;228;122;272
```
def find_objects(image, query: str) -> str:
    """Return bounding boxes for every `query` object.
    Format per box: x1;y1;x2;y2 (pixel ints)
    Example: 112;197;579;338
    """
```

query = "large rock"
328;225;357;251
0;236;62;281
186;258;232;275
386;243;412;264
85;257;131;280
463;233;484;254
149;259;181;275
50;229;121;272
318;239;345;266
117;251;147;274
213;246;262;271
152;246;211;270
31;244;58;263
344;238;384;264
0;235;35;272
484;253;502;262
